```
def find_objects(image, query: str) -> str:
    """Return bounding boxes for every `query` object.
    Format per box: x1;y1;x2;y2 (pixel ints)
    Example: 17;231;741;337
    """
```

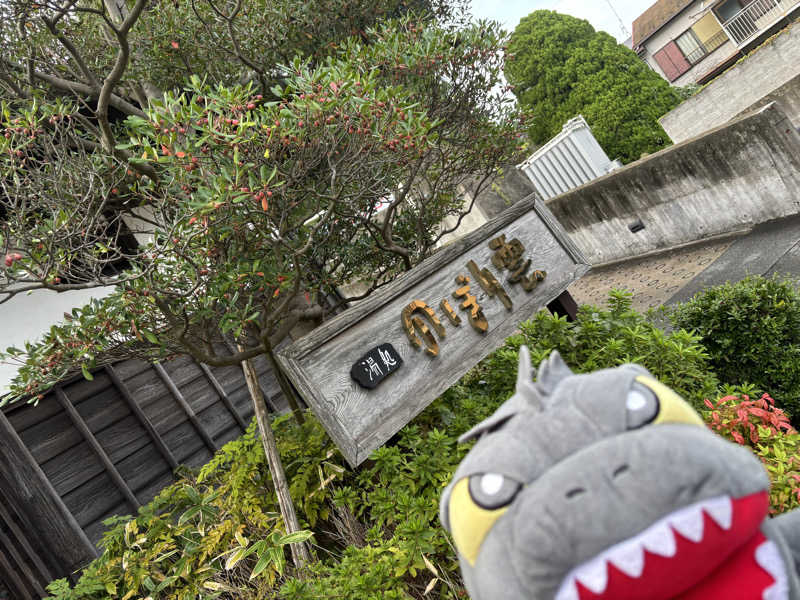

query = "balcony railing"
682;29;731;64
721;0;799;45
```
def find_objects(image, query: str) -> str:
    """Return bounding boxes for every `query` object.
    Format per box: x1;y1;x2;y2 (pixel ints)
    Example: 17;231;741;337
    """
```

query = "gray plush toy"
440;347;800;599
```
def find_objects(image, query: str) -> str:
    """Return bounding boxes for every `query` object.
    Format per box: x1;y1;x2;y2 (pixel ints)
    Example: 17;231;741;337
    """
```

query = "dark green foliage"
669;276;800;418
505;10;682;163
468;289;718;409
44;418;327;600
46;291;721;599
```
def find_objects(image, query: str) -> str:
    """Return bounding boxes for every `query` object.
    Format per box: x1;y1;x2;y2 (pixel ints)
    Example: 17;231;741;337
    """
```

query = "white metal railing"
721;0;799;45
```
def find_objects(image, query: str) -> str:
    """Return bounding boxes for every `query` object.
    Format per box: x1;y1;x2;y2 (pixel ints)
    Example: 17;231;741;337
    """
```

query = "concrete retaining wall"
731;72;800;128
547;103;800;266
659;20;800;144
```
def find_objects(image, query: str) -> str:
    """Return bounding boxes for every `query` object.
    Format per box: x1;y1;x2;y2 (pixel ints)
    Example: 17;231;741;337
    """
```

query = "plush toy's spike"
534;350;573;396
457;346;542;443
515;345;540;407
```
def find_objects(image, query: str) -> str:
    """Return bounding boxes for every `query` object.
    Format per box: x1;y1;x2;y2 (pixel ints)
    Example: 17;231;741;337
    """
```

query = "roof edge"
633;0;698;49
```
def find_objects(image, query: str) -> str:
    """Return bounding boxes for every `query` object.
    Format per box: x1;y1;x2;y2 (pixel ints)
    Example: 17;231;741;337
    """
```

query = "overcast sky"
470;0;657;42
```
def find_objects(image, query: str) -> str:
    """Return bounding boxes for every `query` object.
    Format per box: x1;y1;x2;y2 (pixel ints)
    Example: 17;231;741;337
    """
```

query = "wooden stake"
239;351;311;570
265;348;305;425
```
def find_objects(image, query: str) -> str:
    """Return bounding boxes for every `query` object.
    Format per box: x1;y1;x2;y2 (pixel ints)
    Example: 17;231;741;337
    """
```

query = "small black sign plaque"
350;343;403;389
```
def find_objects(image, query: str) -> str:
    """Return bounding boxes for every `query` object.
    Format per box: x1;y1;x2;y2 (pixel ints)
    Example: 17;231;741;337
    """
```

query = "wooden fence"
0;352;287;598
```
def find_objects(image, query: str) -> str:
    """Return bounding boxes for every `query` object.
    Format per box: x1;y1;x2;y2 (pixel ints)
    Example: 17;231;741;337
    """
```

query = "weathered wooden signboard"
278;195;590;467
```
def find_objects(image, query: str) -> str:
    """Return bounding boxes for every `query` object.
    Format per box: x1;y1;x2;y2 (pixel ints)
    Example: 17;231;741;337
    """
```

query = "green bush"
45;291;727;599
469;289;719;410
669;276;800;418
44;418;327;600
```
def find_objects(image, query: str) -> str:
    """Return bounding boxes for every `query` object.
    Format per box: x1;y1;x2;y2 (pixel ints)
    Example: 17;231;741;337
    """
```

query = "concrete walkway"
567;214;800;312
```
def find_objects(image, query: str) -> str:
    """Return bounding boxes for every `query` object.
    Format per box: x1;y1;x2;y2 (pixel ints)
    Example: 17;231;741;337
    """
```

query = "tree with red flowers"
0;1;524;567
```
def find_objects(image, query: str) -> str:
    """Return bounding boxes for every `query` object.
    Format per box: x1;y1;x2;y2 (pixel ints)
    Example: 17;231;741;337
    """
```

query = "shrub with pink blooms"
704;392;800;514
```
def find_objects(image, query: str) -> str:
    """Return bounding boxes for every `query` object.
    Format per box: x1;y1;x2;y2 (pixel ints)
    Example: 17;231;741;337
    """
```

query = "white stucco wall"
0;286;114;394
639;1;738;86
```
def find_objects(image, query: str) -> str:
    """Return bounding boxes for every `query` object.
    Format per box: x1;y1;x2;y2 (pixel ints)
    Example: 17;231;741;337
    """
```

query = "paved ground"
568;214;800;312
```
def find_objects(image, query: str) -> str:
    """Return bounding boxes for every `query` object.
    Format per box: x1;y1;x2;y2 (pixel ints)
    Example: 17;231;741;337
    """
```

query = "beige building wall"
0;287;114;394
640;1;737;87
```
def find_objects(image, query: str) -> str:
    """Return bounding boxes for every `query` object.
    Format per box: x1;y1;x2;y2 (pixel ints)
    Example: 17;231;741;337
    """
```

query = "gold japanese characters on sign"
401;235;547;356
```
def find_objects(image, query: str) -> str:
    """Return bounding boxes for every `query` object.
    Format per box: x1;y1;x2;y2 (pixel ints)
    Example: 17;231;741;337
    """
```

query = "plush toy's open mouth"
554;491;788;600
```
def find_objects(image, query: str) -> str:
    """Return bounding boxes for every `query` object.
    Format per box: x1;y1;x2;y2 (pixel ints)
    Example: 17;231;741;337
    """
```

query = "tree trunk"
239;355;311;569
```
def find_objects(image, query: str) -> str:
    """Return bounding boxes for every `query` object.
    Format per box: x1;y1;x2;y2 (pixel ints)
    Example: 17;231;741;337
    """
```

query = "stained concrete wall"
660;19;800;143
731;72;800;127
547;103;800;266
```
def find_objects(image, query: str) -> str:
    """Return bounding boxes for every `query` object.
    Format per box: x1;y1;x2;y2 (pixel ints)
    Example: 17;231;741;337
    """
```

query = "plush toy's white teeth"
756;540;789;600
607;538;646;578
667;503;705;543
640;522;677;557
553;495;734;600
702;495;733;530
574;556;608;595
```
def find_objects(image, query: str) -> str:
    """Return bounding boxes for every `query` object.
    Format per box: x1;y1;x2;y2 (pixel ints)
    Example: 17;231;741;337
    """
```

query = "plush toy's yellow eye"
626;382;660;429
469;473;522;510
635;375;704;427
448;475;521;566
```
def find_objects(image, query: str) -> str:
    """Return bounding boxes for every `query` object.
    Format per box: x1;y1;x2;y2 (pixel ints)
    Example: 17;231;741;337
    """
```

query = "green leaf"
224;546;248;570
277;530;313;545
142;329;159;344
269;546;285;576
81;364;94;381
178;506;201;525
249;552;273;580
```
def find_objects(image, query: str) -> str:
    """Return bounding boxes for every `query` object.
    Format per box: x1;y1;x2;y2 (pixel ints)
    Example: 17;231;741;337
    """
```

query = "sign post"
278;195;589;467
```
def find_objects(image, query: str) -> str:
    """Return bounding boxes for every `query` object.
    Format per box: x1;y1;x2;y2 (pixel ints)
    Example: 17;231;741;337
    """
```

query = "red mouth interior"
575;491;773;600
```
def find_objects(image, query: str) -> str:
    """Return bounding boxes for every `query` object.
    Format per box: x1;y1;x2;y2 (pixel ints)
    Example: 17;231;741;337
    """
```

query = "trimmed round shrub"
669;276;800;418
469;289;719;410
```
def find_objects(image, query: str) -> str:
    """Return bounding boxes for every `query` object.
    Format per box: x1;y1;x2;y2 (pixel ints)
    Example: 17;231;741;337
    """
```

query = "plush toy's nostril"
565;487;585;499
613;464;630;478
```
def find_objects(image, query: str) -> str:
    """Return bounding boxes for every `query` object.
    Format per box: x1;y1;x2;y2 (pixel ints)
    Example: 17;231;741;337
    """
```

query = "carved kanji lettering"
452;275;488;333
401;300;446;356
467;260;512;310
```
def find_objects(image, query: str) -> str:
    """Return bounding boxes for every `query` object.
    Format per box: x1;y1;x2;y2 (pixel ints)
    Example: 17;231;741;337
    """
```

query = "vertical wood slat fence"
0;351;288;599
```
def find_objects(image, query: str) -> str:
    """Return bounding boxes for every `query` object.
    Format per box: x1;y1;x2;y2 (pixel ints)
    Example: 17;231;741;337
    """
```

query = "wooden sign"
278;195;590;467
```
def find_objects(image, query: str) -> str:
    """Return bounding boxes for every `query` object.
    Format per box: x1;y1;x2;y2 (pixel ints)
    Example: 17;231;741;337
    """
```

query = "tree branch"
42;14;101;90
0;59;147;119
96;0;147;153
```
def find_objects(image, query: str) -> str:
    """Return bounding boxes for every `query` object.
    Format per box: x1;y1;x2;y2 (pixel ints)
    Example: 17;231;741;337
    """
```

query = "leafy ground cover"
45;284;800;599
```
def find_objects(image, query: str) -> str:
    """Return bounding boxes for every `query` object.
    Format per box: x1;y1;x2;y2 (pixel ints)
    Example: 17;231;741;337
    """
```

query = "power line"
604;0;631;39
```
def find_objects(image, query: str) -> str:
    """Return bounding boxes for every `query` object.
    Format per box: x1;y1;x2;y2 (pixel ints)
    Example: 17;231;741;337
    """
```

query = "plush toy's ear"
534;350;573;397
458;346;542;443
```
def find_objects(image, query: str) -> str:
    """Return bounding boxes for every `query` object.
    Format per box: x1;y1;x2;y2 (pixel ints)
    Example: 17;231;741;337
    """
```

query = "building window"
676;24;729;65
652;13;731;81
675;29;706;64
652;41;691;81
